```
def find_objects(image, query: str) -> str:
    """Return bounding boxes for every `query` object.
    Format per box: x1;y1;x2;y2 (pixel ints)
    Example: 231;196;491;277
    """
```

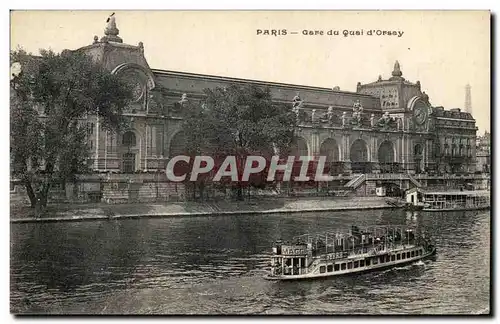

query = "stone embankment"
10;196;396;223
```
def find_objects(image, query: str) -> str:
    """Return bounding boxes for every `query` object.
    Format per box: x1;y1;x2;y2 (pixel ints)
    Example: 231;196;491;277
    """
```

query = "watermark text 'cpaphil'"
165;155;334;182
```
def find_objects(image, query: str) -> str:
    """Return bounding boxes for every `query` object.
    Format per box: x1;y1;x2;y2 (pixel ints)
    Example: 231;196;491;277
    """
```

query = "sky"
10;10;491;133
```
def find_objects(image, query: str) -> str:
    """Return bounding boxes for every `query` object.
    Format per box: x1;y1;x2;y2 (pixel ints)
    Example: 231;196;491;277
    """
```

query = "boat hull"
264;247;436;281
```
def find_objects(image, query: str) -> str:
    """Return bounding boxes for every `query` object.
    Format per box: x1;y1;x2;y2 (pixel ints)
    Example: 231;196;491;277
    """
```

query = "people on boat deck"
282;227;422;256
310;232;419;254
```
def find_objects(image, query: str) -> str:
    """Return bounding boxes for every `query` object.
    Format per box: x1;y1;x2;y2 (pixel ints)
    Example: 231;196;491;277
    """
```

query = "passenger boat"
265;225;436;281
406;188;490;212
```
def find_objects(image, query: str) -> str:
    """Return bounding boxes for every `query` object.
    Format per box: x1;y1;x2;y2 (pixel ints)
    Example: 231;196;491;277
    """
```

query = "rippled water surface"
10;209;490;314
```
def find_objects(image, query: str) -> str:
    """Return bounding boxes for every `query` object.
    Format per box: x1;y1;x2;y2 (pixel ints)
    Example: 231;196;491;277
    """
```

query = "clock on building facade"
414;104;428;125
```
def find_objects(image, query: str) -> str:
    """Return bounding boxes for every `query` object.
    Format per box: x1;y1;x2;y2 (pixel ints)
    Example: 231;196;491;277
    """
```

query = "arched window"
433;143;441;158
123;131;136;147
414;144;423;156
378;141;396;173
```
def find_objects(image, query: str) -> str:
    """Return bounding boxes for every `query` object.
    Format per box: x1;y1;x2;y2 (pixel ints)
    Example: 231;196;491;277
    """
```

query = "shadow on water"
11;220;148;291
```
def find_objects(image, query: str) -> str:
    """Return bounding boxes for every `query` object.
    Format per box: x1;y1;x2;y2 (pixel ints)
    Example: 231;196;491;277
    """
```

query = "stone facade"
78;23;477;177
475;131;491;173
12;17;484;203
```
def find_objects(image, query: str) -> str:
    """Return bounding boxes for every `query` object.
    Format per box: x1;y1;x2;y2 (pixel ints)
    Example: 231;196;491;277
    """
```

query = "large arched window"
378;140;396;173
350;139;369;162
319;138;340;162
123;131;137;147
350;139;371;173
320;138;341;175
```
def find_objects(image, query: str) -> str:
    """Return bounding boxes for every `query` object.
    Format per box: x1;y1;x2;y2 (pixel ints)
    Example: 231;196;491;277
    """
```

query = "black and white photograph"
8;9;491;315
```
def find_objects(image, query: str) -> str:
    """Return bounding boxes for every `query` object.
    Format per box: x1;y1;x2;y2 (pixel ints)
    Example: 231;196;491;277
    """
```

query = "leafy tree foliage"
181;84;297;199
10;48;133;210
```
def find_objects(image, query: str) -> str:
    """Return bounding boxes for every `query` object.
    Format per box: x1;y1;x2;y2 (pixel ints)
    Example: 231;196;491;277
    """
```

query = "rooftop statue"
326;106;335;124
179;93;188;105
370;113;376;127
106;12;116;30
100;12;123;43
377;111;397;129
351;101;363;127
292;93;303;108
353;100;362;111
341;111;348;127
311;109;318;124
421;91;430;103
171;93;189;114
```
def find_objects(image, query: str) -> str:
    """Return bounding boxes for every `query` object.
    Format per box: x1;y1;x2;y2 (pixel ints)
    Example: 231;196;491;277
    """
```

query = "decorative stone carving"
292;93;303;109
370;114;376;127
170;93;190;114
421;91;429;104
292;106;299;121
147;92;164;114
377;111;390;125
172;93;189;114
342;111;348;127
311;109;318;124
377;111;398;130
351;100;363;127
327;106;334;124
100;13;123;43
296;109;306;123
179;93;188;106
130;81;144;102
291;93;306;124
389;60;405;81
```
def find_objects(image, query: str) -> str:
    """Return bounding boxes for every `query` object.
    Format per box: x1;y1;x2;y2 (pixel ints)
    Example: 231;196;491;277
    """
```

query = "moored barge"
266;225;435;280
406;188;490;211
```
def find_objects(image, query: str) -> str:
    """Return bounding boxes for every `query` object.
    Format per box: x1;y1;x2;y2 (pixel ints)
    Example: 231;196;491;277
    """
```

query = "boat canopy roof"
421;190;490;196
291;224;418;244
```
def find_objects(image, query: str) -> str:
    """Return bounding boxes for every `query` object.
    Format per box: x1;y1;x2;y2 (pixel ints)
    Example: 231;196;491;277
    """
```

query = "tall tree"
182;84;297;200
10;49;133;211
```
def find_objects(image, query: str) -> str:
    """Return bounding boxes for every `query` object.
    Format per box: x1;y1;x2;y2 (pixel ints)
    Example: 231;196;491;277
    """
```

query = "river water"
10;208;490;315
